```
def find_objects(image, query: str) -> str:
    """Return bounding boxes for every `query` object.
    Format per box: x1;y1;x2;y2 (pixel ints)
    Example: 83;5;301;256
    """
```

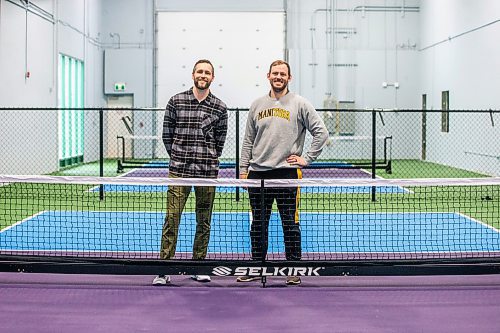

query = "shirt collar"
189;87;212;105
268;90;291;101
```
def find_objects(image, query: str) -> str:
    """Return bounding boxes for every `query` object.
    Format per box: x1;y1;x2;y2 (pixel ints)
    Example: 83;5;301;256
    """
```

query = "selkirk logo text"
212;266;324;277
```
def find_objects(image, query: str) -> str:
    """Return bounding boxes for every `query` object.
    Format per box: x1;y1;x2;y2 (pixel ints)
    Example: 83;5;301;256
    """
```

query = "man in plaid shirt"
153;59;228;285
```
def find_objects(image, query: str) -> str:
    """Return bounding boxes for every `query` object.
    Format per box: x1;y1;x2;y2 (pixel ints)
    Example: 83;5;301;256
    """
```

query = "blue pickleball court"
1;211;499;255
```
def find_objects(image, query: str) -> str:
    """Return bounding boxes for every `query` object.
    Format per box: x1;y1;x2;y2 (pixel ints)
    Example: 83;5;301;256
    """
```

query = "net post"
99;108;104;201
261;275;267;288
260;178;267;288
235;108;240;201
371;110;376;202
260;179;266;268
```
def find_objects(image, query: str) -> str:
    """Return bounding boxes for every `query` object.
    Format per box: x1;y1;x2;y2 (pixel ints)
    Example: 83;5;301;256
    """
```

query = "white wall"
286;0;420;109
101;0;154;108
155;0;283;12
0;0;57;174
287;0;421;162
420;0;500;175
0;0;105;174
99;0;154;161
420;0;500;109
58;0;105;164
84;0;106;163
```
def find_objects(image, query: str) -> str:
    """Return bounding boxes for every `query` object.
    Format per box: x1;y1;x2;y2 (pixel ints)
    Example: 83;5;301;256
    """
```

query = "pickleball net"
0;175;499;274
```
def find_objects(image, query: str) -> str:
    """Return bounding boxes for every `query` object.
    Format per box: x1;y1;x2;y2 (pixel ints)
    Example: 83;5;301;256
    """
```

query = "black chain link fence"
1;108;498;179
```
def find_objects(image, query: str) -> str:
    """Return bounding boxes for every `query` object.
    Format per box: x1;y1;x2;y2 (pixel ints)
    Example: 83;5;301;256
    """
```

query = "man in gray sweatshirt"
238;60;329;285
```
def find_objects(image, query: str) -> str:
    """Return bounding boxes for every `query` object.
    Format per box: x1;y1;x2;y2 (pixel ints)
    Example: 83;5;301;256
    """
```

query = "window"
441;90;449;133
58;54;84;167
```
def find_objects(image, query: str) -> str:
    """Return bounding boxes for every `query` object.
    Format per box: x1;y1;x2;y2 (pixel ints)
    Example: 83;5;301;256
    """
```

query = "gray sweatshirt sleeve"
300;101;329;164
239;108;256;174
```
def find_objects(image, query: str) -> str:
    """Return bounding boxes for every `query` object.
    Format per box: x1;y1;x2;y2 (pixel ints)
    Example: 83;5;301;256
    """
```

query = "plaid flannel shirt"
162;88;228;178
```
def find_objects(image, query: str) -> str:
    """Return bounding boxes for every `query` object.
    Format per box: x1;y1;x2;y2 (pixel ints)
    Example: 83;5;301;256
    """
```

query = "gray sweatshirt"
240;92;329;173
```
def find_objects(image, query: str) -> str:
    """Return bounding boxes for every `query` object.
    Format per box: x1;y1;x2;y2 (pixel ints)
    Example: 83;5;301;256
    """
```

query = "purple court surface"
1;273;500;332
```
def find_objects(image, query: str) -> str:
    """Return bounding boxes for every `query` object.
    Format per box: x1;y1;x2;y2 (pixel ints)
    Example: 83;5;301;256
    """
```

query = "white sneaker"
191;275;211;282
152;275;171;285
286;276;301;286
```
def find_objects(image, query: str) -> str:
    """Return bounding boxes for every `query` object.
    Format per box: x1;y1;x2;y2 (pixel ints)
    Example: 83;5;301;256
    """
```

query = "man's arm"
162;98;176;157
215;108;228;158
239;109;256;176
301;101;329;164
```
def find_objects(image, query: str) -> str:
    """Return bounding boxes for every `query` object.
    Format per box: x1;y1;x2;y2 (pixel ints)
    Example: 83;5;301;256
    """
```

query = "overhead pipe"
419;19;500;51
336;5;419;15
6;0;55;24
309;8;330;88
7;0;104;48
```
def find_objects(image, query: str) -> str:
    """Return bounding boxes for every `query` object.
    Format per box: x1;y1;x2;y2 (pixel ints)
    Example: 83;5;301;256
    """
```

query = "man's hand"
239;173;248;190
286;155;307;167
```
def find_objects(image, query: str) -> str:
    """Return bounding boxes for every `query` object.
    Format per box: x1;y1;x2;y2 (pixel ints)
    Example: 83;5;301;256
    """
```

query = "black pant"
247;169;301;261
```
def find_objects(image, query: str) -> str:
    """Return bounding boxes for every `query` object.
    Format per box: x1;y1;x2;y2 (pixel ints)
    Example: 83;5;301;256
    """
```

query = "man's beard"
194;79;211;90
271;80;288;94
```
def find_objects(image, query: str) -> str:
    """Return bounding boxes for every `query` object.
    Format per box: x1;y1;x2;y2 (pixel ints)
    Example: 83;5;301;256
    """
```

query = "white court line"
0;210;47;233
2;211;497;254
5;211;491;233
120;168;144;177
87;167;142;192
303;211;454;214
4;210;478;221
357;168;413;194
0;249;159;254
457;212;500;234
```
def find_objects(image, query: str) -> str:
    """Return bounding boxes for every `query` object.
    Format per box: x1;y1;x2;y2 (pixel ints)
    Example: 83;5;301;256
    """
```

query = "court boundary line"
0;249;159;254
4;210;491;223
0;210;47;233
87;167;139;192
456;212;500;233
7;210;476;217
359;169;413;194
3;211;498;254
2;249;500;255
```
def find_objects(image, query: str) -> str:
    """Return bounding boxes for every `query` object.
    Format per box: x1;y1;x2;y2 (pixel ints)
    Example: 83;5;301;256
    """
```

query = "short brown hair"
193;59;214;75
268;60;291;76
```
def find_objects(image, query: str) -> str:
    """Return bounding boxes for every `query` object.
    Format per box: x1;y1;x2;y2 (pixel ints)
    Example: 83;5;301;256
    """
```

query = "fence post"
235;108;240;201
99;108;104;201
260;178;267;287
371;109;376;202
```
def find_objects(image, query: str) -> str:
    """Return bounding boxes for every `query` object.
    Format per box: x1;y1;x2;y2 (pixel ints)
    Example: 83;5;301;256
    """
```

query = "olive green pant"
160;179;216;260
